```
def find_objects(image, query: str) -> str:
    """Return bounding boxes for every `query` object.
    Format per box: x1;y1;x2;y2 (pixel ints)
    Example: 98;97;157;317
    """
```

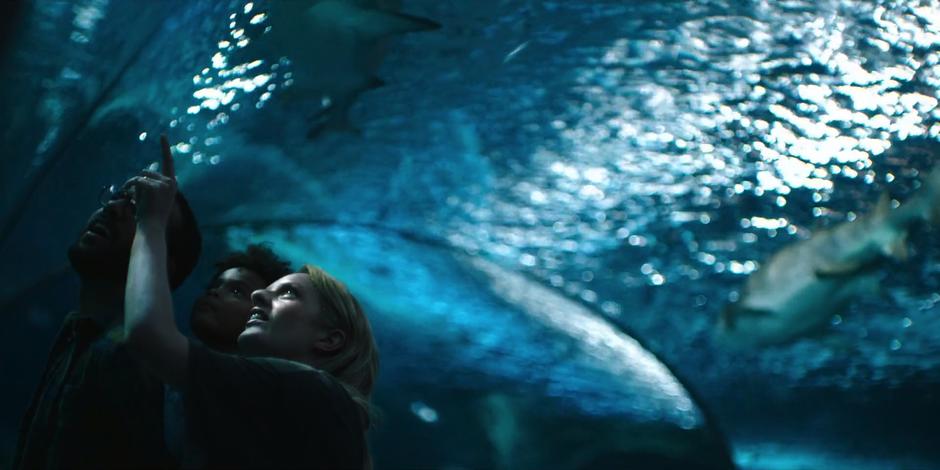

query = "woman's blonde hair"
302;264;379;424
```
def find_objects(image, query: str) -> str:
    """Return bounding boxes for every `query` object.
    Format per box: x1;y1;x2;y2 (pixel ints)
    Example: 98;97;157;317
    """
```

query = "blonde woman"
124;137;378;468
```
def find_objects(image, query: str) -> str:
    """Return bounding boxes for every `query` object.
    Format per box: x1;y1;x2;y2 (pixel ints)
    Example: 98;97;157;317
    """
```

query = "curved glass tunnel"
2;0;940;468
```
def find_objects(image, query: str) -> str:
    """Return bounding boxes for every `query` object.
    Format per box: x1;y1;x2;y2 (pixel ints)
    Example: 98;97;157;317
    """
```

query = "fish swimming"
252;0;439;138
717;166;940;348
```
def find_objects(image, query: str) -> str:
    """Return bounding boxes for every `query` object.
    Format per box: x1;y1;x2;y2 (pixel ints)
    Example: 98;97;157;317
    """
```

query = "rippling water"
330;0;940;465
2;0;939;468
376;0;940;390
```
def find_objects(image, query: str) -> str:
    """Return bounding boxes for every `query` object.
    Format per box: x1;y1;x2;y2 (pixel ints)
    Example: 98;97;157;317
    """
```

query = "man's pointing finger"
160;134;176;179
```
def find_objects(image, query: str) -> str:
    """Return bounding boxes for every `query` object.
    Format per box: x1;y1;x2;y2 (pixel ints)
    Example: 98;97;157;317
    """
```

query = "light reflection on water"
5;0;940;464
104;0;940;392
161;0;286;166
427;0;940;389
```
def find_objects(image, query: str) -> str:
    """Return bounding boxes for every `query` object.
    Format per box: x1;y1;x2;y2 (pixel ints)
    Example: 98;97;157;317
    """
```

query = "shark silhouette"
717;166;940;348
251;0;440;138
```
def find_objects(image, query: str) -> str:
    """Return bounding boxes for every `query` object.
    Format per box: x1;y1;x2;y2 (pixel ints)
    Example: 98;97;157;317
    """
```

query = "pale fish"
717;166;940;348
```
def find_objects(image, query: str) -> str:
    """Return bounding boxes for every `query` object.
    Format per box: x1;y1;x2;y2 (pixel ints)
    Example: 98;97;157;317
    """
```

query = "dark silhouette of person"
13;136;202;469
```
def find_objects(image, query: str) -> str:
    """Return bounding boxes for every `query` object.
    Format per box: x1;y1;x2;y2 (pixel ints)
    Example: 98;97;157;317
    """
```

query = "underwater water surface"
2;0;940;468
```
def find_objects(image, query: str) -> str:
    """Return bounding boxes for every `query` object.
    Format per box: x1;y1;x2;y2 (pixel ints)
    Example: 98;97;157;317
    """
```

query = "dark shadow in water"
577;451;733;470
0;0;27;58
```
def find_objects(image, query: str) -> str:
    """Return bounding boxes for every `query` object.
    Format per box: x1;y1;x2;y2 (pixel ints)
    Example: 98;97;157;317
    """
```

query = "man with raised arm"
14;136;202;469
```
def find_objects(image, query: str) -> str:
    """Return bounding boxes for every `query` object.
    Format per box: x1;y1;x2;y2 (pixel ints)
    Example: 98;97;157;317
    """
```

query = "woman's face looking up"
238;273;345;362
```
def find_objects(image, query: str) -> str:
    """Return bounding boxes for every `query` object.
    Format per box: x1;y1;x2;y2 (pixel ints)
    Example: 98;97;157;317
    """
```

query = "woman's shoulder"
243;354;317;375
192;344;360;421
246;356;351;398
249;356;364;432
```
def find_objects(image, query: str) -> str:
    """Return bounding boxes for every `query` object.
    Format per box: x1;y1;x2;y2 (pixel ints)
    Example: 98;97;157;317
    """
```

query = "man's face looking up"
68;185;183;281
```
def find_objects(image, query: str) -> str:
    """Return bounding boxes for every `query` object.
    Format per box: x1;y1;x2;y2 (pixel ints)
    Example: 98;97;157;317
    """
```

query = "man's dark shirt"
182;341;365;469
14;311;175;469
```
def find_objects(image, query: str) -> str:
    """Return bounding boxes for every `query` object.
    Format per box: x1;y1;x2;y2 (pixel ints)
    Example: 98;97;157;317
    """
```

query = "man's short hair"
212;243;292;287
167;192;202;289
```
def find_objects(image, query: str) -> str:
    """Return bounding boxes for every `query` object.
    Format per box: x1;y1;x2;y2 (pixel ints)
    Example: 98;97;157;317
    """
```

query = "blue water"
2;0;939;468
